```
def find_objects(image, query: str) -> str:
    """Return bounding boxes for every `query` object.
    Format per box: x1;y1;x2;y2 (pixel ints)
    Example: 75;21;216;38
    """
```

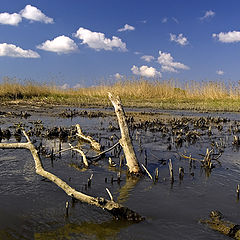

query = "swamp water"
0;108;240;239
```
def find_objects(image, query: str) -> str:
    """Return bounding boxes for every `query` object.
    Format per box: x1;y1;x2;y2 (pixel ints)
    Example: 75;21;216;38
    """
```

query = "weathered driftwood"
108;93;141;174
200;211;240;239
76;124;101;151
88;141;120;160
141;164;153;181
69;143;88;167
0;130;143;221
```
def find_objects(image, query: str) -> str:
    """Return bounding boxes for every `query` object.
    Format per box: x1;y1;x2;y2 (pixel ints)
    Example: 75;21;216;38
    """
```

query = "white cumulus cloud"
0;43;40;58
0;13;22;26
74;27;127;51
170;33;189;46
117;24;135;32
37;35;78;54
200;10;215;20
20;5;53;24
216;70;224;75
140;55;155;62
131;65;162;78
114;73;123;80
212;31;240;43
158;51;189;73
59;83;70;90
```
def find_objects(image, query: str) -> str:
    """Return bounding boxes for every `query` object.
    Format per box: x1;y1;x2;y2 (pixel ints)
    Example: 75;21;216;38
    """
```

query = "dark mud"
0;104;240;239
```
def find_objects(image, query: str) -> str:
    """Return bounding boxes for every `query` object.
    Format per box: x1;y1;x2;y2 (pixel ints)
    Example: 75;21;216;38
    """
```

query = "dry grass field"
1;78;240;111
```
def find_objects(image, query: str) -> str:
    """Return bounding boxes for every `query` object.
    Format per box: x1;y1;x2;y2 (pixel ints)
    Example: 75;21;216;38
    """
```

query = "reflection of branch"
34;219;132;240
180;153;201;162
76;124;101;151
0;130;143;221
117;175;140;204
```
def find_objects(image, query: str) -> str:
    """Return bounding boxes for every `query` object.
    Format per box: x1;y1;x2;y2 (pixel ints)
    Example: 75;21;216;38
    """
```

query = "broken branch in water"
141;164;153;181
200;210;240;239
76;124;101;151
0;130;144;221
108;92;141;174
69;143;89;167
88;141;120;160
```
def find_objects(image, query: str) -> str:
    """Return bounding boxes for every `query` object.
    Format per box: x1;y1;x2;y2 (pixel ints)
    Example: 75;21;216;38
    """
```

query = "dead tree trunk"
108;93;141;174
0;130;143;221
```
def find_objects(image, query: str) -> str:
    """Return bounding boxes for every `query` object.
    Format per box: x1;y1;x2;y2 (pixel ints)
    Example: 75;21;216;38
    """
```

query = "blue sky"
0;0;240;87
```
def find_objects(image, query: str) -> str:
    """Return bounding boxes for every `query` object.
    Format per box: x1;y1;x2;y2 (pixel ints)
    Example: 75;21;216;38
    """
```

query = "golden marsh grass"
1;78;240;111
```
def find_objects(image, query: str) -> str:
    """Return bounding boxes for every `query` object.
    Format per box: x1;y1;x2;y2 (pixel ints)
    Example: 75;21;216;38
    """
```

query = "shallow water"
0;108;240;239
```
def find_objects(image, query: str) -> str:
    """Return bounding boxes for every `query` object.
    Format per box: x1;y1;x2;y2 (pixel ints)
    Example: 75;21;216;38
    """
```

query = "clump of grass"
1;77;240;111
0;77;60;99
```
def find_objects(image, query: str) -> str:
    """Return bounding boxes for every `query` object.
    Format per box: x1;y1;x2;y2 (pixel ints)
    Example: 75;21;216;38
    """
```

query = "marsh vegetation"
1;77;240;111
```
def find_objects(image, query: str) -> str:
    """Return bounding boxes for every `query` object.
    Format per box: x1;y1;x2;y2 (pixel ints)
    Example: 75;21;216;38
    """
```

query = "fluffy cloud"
200;10;215;20
37;35;78;54
216;70;224;75
134;51;141;55
117;24;135;32
170;33;189;46
140;55;155;62
0;43;40;58
0;13;22;26
74;27;127;51
212;31;240;43
162;17;168;23
20;5;53;24
73;83;82;88
158;51;189;73
131;65;162;78
114;73;123;79
59;83;70;90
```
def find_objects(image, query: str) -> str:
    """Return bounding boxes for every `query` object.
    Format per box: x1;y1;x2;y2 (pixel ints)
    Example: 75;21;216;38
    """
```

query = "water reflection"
117;175;140;204
34;219;132;240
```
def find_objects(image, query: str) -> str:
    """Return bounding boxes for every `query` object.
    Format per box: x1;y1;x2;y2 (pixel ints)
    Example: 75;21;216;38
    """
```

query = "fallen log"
76;124;101;151
0;130;144;221
108;93;141;174
200;210;240;239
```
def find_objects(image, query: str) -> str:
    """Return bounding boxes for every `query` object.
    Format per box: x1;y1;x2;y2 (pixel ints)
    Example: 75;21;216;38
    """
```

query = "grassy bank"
1;78;240;111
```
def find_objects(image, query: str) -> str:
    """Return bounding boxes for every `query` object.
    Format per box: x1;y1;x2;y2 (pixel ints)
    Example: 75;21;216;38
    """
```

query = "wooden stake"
155;168;159;182
237;184;240;201
168;159;174;182
65;201;69;217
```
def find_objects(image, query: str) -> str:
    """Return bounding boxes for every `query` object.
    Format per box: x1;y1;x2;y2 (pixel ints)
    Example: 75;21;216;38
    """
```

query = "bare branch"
69;143;89;167
76;124;101;151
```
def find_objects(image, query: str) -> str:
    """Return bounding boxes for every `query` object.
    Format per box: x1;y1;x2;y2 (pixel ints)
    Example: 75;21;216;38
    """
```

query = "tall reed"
1;77;240;101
